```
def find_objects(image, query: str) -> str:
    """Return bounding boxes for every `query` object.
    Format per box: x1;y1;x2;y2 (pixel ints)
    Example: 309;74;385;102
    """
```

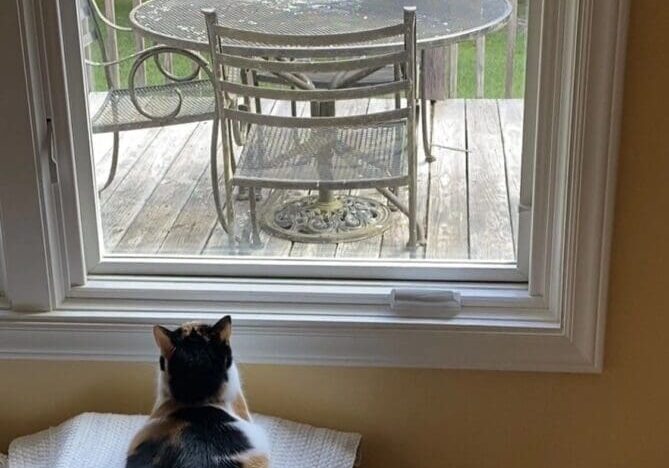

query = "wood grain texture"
426;100;468;259
449;44;459;98
157;156;219;255
497;99;523;253
465;100;514;261
101;123;199;250
114;123;212;253
160;99;280;255
96;127;161;199
95;99;519;262
421;48;448;101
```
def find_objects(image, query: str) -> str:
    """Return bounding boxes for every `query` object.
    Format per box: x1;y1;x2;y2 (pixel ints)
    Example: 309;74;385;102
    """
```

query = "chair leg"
249;70;262;114
394;64;401;109
210;118;231;237
249;187;261;248
407;180;418;250
388;186;399;211
99;131;120;193
291;92;297;117
421;97;436;163
418;52;436;164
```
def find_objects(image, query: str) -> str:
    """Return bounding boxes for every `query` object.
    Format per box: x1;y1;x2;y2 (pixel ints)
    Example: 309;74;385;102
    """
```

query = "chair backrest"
202;7;417;132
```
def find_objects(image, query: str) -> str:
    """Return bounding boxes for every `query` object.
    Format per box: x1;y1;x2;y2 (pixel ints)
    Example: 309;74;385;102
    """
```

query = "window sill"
0;277;599;372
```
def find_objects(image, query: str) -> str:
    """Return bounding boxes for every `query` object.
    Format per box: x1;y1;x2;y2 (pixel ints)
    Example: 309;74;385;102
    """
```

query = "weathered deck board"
95;127;161;198
379;98;429;259
158;158;218;255
91;133;114;164
497;99;523;252
466;100;515;261
95;98;522;262
101;123;199;250
114;122;213;253
160;99;280;255
426;100;469;260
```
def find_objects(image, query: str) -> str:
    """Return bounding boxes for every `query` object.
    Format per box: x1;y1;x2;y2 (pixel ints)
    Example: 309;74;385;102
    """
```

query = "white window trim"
62;0;537;284
0;0;629;372
0;226;6;304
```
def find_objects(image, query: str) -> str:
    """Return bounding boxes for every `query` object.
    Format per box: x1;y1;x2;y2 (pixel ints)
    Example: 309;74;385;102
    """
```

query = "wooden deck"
92;98;523;261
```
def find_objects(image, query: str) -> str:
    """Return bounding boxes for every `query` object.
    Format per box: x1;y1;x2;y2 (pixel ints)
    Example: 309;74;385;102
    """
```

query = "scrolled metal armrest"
127;46;213;122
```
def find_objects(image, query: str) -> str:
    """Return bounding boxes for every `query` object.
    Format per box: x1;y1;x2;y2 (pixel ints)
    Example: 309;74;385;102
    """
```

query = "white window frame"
0;227;6;306
57;0;534;284
0;0;629;372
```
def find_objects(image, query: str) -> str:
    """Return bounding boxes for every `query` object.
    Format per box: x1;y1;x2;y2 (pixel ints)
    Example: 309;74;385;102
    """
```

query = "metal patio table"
129;0;511;244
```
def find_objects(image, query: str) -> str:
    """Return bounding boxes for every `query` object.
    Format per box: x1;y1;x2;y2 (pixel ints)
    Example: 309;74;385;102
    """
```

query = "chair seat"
233;121;408;190
90;80;215;133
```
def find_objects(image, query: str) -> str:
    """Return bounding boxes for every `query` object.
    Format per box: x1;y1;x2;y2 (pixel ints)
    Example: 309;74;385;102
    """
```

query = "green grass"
457;28;527;98
89;0;200;90
90;0;527;99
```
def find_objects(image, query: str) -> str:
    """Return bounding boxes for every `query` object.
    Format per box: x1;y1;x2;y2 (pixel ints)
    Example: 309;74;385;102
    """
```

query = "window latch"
390;288;462;313
46;118;58;184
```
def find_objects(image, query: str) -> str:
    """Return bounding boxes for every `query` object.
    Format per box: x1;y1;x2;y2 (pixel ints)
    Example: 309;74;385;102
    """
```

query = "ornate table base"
260;193;394;243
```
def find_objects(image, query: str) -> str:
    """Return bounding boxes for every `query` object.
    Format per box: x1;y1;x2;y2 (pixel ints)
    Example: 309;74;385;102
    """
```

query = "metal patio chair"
203;7;422;249
255;57;437;163
80;0;216;192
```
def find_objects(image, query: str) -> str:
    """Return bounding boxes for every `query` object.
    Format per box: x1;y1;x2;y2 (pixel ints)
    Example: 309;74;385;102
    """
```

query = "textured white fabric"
7;412;361;468
0;453;7;468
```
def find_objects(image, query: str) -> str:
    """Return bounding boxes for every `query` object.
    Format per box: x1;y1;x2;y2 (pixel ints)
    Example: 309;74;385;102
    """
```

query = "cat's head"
153;316;235;405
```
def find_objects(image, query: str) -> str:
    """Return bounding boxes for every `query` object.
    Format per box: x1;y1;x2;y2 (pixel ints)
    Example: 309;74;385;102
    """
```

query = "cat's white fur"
152;363;171;414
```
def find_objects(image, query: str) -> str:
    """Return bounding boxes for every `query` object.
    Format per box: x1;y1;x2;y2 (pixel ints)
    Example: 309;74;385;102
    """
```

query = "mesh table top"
130;0;511;51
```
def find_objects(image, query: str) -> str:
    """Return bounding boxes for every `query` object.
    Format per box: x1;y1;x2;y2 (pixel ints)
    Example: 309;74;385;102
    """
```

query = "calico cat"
126;316;270;468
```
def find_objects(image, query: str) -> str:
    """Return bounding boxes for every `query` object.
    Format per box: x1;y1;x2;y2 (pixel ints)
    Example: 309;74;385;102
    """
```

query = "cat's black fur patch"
128;318;250;468
127;406;250;468
166;323;233;405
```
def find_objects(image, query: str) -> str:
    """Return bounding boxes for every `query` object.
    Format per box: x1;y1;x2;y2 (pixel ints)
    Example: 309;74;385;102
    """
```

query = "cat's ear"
153;325;175;359
212;315;232;342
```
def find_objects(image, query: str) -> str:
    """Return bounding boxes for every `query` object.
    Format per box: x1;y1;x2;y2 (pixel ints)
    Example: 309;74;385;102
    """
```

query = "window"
0;0;629;371
67;0;533;283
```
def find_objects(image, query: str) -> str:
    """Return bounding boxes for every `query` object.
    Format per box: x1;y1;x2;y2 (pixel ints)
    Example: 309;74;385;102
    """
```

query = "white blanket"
6;412;361;468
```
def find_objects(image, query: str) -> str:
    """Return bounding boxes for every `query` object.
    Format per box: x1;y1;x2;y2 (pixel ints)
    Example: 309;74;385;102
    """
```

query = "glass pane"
77;0;529;273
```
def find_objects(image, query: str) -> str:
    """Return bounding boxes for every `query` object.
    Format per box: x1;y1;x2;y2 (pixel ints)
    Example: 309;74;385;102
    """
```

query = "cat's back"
126;405;269;468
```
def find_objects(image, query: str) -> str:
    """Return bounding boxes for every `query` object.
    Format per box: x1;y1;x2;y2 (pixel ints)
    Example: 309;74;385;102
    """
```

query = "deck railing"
94;0;524;98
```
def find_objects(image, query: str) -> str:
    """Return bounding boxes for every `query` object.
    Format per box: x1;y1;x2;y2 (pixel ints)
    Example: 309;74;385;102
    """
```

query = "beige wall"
2;1;669;466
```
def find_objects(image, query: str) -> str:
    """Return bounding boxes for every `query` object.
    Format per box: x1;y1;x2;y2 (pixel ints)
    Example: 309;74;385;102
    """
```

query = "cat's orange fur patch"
179;321;203;337
151;400;180;419
127;417;187;455
232;393;251;421
241;454;270;468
